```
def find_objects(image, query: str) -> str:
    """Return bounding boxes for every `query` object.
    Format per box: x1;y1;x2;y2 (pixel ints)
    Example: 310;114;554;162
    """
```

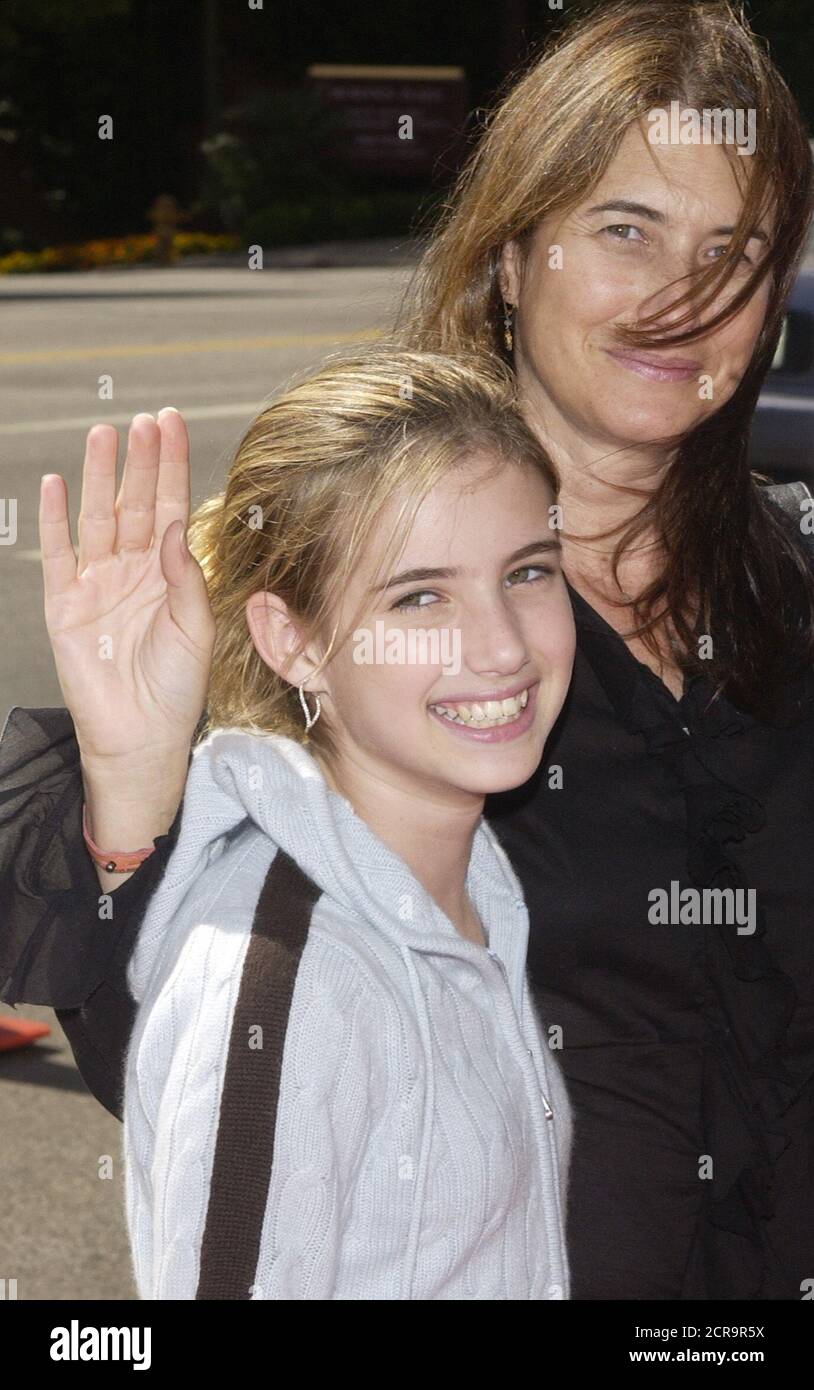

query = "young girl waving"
42;346;576;1299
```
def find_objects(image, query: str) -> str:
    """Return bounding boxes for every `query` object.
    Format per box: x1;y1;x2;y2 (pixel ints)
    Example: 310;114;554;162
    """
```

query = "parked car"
749;193;814;487
751;268;814;485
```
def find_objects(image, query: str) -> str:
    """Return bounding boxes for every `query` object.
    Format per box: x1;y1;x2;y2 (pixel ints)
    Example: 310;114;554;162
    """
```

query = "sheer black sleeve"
0;706;189;1118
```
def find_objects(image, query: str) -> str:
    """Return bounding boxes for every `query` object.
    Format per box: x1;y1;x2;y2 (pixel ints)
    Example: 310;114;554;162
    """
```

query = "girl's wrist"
82;802;158;874
81;755;190;862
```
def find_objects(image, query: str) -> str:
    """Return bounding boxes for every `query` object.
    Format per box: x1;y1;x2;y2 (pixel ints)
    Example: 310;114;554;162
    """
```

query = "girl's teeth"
429;687;531;727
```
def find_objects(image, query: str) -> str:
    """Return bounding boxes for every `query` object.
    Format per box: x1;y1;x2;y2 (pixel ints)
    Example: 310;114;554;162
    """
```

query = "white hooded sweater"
123;727;573;1300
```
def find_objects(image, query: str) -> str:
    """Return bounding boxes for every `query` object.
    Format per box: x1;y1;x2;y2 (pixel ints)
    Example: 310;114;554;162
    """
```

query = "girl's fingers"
113;414;160;554
153;408;191;545
39;473;77;602
76;424;119;574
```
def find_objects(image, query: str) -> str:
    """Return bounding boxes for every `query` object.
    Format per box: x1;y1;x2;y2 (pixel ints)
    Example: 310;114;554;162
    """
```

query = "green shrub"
243;190;442;247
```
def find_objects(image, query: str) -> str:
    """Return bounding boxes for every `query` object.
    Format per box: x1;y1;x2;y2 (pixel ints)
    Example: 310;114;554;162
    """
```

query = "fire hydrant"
148;194;184;264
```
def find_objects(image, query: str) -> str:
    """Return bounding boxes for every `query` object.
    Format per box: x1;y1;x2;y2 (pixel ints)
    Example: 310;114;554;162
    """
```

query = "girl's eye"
390;564;556;609
390;589;439;612
505;564;555;586
603;223;646;244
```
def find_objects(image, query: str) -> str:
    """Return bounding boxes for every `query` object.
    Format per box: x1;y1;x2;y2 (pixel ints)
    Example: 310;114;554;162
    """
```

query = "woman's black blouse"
488;579;814;1301
2;498;813;1301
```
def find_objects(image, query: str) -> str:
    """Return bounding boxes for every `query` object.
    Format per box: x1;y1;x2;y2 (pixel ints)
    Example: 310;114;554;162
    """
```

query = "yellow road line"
0;402;264;437
0;327;382;367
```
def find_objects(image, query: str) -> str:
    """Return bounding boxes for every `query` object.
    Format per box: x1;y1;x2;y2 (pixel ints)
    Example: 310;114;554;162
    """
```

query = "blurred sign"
306;64;468;177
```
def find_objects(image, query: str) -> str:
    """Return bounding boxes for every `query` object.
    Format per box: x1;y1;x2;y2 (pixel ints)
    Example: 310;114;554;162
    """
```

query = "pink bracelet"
82;802;157;874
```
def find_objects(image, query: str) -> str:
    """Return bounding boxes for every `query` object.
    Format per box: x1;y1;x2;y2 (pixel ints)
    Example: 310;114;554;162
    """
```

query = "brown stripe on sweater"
195;847;322;1299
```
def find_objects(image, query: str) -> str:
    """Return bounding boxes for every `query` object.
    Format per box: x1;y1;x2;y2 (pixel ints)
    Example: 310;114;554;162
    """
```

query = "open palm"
39;409;216;768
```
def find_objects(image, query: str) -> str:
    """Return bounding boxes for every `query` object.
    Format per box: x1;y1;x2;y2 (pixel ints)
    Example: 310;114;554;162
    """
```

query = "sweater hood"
129;726;527;1000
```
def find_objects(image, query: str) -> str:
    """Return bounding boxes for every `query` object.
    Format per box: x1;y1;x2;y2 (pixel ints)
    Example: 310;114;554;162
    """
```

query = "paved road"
0;247;414;1300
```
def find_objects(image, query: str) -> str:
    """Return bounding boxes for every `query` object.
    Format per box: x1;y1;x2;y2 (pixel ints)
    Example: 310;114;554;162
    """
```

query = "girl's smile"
428;679;538;741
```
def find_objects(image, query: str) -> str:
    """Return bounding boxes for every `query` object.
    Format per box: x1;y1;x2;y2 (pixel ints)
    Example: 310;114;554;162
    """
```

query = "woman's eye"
506;564;555;587
390;590;439;612
707;243;753;266
603;223;646;244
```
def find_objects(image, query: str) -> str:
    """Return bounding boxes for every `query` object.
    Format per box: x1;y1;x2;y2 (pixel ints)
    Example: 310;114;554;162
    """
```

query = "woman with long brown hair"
2;0;814;1298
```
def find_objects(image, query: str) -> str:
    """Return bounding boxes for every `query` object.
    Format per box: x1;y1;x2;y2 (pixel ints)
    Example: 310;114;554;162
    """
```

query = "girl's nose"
458;603;529;676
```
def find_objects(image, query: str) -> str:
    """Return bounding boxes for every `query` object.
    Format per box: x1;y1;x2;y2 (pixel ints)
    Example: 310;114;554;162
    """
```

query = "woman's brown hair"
395;0;814;720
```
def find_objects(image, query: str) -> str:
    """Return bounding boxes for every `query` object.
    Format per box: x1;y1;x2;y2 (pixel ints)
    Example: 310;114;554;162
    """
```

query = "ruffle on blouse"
575;612;814;1299
0;705;186;1009
0;705;96;1007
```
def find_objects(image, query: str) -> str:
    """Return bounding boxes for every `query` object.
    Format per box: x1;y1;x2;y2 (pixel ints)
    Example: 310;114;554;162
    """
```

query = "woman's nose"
638;259;706;334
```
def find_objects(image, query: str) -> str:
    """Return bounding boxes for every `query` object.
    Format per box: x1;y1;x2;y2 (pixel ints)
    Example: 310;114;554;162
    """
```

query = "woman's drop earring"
298;683;321;731
502;298;515;353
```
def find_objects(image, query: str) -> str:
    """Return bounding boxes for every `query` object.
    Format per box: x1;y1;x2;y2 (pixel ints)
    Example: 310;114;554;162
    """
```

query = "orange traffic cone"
0;1013;51;1052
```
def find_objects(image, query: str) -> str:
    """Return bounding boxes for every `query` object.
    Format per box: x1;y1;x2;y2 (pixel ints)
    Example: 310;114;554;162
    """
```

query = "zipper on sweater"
486;943;566;1297
486;948;553;1118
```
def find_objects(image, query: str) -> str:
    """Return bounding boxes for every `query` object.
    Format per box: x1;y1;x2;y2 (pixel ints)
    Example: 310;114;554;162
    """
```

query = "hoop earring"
298;683;321;732
502;298;515;353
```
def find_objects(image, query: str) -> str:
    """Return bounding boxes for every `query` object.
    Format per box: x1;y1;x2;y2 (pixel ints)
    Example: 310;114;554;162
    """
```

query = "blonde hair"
186;342;559;761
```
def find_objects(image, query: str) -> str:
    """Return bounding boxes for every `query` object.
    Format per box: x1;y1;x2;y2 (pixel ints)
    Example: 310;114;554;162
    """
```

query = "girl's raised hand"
39;409;216;771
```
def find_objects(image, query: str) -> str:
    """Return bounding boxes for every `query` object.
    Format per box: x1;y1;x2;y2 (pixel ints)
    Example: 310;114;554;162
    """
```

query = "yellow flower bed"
0;232;241;275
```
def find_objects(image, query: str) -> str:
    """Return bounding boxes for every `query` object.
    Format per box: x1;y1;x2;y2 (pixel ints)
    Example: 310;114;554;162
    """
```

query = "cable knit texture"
123;727;573;1300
